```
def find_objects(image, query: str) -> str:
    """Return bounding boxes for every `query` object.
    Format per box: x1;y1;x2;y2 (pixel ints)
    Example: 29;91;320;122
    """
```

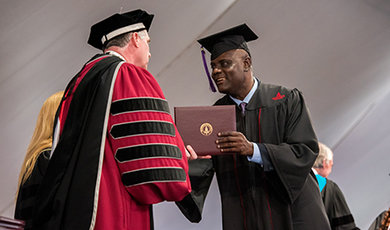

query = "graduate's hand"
185;145;211;160
216;131;253;156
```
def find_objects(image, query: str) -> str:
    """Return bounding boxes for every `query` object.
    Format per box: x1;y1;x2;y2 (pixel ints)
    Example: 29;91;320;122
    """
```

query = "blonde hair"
313;142;333;168
17;91;64;194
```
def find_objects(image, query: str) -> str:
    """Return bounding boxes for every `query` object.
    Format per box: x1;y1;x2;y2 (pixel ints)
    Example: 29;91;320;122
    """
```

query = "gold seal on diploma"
200;123;213;136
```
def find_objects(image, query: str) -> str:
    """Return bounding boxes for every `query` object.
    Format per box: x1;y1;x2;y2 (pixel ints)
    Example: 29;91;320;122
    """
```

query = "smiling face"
210;49;253;100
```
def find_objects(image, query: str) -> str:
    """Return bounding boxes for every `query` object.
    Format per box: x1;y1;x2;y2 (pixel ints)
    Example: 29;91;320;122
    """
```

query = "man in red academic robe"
32;9;191;230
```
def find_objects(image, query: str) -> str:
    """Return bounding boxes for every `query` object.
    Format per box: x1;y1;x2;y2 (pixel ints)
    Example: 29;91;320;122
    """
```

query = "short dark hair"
103;32;131;50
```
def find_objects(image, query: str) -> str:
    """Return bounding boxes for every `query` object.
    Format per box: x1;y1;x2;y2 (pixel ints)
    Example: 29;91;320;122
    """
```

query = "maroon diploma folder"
174;105;236;155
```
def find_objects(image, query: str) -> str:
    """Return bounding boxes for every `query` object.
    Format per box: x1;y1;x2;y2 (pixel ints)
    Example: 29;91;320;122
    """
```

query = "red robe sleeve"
108;63;191;204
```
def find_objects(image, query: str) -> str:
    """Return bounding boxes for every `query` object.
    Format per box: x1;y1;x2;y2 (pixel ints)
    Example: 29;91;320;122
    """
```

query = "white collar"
105;50;126;61
229;78;258;105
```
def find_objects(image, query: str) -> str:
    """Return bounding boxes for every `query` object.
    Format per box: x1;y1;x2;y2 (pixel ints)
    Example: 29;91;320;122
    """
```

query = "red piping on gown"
259;108;274;230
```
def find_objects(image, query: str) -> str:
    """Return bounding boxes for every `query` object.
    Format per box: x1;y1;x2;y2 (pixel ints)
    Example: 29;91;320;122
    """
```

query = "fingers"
217;131;240;137
186;145;198;160
215;132;253;156
217;131;245;143
217;143;253;155
186;145;212;160
185;148;191;158
216;134;243;146
216;133;238;152
216;136;239;145
219;146;238;153
216;138;235;148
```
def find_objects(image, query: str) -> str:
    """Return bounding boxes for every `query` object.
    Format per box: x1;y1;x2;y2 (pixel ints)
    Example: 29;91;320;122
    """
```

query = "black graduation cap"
197;24;259;92
197;23;258;60
88;9;154;50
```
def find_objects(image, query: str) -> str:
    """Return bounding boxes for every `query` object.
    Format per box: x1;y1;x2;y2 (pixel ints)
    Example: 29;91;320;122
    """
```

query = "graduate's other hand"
216;131;253;156
185;145;211;160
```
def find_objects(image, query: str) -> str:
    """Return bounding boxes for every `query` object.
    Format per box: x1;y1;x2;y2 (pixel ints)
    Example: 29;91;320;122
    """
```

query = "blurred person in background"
313;142;359;230
15;91;64;230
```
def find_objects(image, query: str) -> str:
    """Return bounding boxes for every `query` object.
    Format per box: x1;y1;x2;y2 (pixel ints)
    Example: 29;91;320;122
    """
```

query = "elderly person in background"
313;142;359;230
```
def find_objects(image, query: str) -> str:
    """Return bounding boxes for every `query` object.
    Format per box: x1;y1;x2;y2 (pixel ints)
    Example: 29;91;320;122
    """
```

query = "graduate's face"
210;49;252;99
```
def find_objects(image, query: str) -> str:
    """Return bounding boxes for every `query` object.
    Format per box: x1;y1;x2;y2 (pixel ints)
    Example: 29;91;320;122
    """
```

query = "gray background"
1;0;390;229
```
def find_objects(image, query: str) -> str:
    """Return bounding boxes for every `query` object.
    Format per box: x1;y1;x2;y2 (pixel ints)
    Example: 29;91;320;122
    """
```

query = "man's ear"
130;32;141;48
243;56;252;72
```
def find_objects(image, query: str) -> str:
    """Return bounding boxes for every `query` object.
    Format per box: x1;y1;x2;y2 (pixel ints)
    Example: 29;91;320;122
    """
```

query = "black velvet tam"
88;9;154;50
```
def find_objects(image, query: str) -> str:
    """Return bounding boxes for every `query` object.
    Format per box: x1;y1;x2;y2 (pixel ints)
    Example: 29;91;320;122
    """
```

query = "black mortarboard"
88;9;154;50
197;23;258;60
197;24;259;92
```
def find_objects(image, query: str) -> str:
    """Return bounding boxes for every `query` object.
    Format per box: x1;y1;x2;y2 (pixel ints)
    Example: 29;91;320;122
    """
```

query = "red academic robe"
33;54;191;230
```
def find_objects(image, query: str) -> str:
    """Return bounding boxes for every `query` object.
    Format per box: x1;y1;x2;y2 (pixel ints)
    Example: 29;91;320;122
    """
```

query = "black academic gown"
322;179;359;230
15;149;50;230
32;54;121;230
177;81;330;230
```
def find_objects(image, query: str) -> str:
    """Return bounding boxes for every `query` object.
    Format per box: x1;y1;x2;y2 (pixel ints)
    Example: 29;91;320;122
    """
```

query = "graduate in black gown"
313;142;359;230
177;24;330;230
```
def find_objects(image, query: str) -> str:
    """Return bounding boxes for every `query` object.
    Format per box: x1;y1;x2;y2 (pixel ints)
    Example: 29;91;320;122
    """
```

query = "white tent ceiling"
1;0;390;229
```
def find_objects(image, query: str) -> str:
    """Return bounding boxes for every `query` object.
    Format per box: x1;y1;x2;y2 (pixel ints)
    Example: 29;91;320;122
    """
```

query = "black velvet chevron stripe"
111;97;170;115
331;214;355;227
111;121;175;139
122;167;186;187
116;144;182;162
